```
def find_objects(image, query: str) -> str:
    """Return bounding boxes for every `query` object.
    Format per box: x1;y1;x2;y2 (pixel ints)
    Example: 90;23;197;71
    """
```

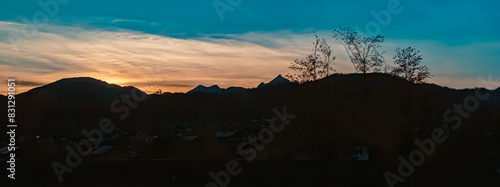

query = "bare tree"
318;38;336;77
390;47;432;83
286;33;335;83
154;89;163;95
332;27;385;74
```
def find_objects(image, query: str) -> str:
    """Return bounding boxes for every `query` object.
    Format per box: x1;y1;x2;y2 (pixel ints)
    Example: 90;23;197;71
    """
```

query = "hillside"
3;73;499;162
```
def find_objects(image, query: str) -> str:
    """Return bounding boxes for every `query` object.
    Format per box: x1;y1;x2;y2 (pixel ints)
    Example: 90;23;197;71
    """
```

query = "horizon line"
2;73;499;96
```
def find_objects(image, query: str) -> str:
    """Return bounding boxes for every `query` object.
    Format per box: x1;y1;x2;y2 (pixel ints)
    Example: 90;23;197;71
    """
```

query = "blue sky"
0;0;499;93
1;0;497;41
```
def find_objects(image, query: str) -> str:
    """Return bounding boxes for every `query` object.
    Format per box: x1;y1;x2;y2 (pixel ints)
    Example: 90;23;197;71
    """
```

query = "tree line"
286;27;432;84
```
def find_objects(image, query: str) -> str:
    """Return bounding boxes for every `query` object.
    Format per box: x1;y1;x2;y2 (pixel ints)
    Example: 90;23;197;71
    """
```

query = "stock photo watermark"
51;88;147;182
6;79;17;179
355;0;411;36
205;106;296;187
384;74;498;187
8;0;70;51
213;0;243;21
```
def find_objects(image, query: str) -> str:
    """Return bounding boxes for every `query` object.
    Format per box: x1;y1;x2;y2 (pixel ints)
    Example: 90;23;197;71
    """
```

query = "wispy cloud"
0;21;311;94
0;21;498;95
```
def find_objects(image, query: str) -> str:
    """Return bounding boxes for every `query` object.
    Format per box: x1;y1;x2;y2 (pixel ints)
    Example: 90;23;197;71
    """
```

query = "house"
349;145;370;161
85;145;114;157
215;131;236;138
175;128;198;141
92;145;114;155
215;131;238;142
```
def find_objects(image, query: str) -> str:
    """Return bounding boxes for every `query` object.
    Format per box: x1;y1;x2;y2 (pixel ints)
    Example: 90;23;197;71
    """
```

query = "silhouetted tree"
286;33;335;83
318;37;336;76
332;27;385;74
390;47;432;83
154;89;162;95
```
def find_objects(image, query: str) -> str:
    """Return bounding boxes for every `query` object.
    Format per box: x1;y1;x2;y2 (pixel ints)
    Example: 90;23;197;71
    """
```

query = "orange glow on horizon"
0;21;497;96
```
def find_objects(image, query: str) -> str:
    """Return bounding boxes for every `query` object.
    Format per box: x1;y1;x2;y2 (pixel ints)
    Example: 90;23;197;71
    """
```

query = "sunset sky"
0;0;499;94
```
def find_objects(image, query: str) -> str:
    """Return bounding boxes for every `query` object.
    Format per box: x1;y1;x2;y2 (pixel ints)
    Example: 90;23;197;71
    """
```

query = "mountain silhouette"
188;85;223;94
3;73;500;187
3;73;500;163
20;77;146;101
187;74;291;94
187;84;248;94
257;74;291;89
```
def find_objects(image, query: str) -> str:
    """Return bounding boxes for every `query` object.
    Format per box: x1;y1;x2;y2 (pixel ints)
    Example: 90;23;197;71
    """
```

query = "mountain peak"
188;84;223;94
187;74;291;93
257;74;291;89
28;77;122;93
269;74;290;83
19;77;146;101
208;85;221;89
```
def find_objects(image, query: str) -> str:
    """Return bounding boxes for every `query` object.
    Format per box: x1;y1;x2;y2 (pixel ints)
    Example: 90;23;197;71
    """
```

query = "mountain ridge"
13;74;500;97
4;73;500;163
257;74;291;89
187;74;292;94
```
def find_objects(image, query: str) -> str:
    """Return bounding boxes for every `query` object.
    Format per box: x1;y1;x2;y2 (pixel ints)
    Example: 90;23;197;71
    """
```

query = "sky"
0;0;499;94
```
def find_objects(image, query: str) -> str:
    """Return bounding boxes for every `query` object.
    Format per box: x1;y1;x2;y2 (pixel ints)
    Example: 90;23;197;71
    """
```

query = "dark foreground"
1;159;498;187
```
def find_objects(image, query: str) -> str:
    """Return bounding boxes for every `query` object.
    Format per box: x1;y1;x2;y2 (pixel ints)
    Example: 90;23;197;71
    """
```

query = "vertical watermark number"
7;79;17;179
